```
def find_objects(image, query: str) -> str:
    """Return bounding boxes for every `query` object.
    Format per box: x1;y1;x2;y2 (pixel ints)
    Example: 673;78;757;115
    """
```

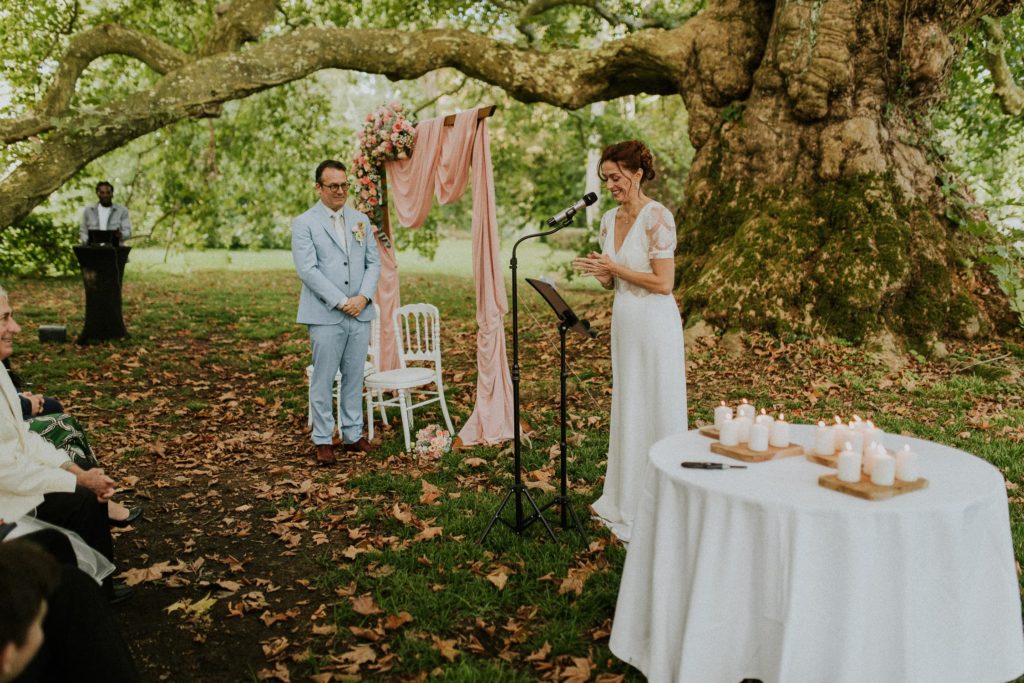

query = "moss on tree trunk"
671;0;1016;346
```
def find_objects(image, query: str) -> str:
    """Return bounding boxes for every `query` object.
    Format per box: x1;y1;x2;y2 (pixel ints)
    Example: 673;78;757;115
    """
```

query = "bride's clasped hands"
573;252;615;286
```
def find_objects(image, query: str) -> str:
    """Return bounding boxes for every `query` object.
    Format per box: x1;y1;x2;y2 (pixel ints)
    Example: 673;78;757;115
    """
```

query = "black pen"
681;461;747;470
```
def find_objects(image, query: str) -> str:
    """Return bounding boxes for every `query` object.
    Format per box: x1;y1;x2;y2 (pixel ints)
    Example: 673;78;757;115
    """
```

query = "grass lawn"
128;235;595;286
3;246;1023;681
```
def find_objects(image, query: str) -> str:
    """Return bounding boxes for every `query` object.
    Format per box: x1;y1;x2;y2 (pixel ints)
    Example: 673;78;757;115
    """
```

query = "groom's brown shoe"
344;437;377;454
315;444;336;466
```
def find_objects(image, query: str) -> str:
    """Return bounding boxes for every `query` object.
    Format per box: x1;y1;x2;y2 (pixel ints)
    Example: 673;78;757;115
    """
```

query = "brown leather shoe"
343;437;377;453
315;444;336;466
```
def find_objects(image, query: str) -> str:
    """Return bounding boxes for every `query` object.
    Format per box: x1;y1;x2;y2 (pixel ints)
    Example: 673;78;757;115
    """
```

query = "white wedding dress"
591;201;687;542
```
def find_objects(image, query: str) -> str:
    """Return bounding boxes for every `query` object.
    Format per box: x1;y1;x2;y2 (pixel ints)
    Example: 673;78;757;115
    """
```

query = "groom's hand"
340;295;368;317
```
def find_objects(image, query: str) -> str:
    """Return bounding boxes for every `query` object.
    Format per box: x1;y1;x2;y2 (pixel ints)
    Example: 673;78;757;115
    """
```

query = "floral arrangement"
352;220;366;244
351;101;417;249
414;424;452;459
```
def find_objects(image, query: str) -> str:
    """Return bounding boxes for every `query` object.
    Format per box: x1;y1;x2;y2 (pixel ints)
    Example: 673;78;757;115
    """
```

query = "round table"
609;425;1024;682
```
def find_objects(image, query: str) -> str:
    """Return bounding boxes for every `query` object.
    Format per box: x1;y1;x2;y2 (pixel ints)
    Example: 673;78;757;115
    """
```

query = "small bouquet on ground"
351;101;416;249
414;424;452;459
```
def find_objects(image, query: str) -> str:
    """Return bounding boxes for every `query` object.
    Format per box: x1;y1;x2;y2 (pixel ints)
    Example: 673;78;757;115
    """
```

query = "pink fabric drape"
383;108;514;445
374;237;400;372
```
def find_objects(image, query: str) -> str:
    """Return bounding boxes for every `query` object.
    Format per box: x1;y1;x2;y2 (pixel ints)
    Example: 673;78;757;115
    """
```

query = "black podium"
73;245;130;343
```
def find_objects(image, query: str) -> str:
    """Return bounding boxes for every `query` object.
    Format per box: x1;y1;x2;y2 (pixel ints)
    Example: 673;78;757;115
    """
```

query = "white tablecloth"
609;425;1024;682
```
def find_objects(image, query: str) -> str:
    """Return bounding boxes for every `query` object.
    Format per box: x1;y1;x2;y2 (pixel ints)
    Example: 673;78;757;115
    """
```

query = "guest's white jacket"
0;364;75;521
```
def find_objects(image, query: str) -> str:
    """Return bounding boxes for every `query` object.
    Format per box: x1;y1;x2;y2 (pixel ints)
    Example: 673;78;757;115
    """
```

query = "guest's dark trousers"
32;486;113;562
13;532;139;683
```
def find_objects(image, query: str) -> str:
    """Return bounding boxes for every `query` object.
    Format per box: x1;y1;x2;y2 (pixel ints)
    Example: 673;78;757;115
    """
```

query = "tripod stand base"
479;484;557;543
537;496;589;544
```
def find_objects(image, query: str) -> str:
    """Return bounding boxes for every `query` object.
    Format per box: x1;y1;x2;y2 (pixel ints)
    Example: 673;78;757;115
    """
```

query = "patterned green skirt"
27;413;99;468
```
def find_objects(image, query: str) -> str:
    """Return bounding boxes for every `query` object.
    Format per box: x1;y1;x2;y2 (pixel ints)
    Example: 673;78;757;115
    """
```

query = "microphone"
547;192;598;227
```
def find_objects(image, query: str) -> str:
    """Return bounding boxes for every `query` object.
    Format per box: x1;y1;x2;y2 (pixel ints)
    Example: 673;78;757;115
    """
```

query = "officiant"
79;181;131;246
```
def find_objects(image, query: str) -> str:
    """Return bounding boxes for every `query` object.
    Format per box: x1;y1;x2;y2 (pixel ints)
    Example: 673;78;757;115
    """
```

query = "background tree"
1;0;1022;344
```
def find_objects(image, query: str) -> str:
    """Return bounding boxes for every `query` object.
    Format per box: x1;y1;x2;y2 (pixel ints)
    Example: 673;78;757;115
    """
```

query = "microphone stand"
479;208;584;544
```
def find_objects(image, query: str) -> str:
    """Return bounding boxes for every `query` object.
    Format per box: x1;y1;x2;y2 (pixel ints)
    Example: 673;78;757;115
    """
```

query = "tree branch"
982;15;1024;117
517;0;670;31
200;0;278;56
0;0;277;145
413;75;471;117
0;22;706;228
0;24;188;143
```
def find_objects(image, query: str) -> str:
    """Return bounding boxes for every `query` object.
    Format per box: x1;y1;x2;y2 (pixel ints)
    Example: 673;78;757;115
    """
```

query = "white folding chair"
364;303;454;450
306;305;382;441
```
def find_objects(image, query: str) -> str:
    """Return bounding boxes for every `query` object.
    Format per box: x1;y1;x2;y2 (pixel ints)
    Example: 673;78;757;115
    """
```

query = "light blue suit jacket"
292;201;381;325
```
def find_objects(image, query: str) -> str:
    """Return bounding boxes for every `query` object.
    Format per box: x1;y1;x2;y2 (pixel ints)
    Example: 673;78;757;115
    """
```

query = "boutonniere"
353;221;366;244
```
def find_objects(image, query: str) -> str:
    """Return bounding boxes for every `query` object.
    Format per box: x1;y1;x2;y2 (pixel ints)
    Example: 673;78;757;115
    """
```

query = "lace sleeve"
645;204;676;259
598;211;611;255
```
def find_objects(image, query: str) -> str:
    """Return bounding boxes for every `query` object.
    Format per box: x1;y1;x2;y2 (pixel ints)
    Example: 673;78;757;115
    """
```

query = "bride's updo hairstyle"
599;140;657;184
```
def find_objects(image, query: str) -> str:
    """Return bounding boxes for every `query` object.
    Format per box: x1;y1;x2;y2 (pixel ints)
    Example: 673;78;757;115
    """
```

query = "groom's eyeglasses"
319;182;349;193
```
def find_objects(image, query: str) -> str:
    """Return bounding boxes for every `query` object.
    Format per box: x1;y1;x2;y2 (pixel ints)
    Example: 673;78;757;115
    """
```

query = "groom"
292;160;381;465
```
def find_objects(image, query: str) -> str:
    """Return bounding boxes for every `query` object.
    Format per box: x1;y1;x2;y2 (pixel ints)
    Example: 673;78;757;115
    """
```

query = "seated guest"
0;361;63;419
0;284;131;600
1;360;140;527
0;538;139;683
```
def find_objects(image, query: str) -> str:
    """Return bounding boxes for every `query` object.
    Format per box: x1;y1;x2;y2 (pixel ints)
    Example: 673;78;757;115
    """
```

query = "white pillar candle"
862;442;881;475
735;416;753;444
769;413;790;447
814;421;836;456
832;416;849;452
837;445;862;483
871;454;896;486
862;421;883;455
755;408;774;427
895;445;919;482
847;423;864;456
714;401;733;430
719;418;739;446
748;423;770;452
737;399;756;421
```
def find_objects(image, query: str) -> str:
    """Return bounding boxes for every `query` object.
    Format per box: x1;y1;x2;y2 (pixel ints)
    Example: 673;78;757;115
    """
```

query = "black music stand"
479;195;595;545
523;277;590;542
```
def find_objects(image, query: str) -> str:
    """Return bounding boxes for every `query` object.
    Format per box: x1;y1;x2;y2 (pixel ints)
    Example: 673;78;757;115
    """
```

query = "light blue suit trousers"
308;318;370;444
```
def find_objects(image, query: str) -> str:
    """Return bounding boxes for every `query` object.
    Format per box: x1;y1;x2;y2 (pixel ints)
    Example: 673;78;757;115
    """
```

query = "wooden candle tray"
710;441;804;463
807;450;840;467
698;425;719;439
819;473;928;500
807;447;893;468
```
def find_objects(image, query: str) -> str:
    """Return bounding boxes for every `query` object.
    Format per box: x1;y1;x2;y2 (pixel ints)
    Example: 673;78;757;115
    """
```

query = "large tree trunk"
674;0;1017;345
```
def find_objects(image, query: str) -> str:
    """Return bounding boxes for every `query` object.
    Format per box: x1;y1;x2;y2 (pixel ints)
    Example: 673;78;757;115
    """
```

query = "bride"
574;140;688;542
